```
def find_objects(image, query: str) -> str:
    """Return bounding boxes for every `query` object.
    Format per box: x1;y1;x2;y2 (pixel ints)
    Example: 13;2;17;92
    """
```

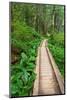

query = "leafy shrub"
11;51;36;97
11;21;41;41
11;21;41;54
48;33;64;76
49;33;64;47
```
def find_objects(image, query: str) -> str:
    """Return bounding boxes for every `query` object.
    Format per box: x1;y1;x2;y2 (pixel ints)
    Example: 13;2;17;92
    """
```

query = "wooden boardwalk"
33;40;64;96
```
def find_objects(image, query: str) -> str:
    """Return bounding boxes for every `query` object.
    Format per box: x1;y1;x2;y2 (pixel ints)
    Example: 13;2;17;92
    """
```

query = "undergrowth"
10;21;42;97
48;33;64;77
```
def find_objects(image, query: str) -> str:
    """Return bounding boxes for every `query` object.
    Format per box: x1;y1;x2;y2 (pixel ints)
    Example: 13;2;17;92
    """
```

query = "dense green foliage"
48;33;64;76
11;21;42;96
10;2;64;97
11;21;41;52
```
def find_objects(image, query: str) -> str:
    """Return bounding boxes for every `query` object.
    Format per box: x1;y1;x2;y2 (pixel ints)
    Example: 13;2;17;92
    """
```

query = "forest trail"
33;39;64;96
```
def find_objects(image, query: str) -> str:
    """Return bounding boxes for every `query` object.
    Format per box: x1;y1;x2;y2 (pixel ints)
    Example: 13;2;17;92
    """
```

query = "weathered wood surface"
33;40;64;96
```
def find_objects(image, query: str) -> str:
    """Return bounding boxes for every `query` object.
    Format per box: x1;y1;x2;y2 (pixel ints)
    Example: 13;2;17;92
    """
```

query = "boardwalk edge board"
46;47;64;94
33;40;44;95
32;47;40;96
